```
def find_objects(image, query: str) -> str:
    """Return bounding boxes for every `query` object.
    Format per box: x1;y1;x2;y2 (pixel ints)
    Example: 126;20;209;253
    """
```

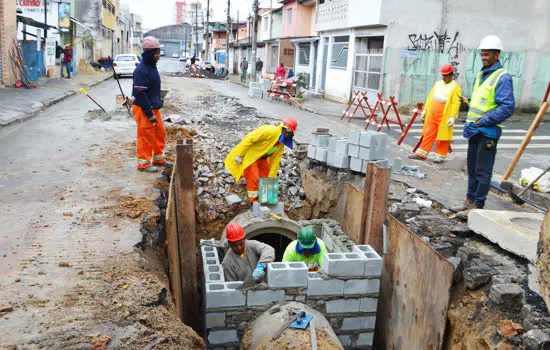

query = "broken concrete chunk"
457;246;482;265
432;242;454;258
489;283;524;313
463;264;495;290
523;329;550;350
225;194;242;205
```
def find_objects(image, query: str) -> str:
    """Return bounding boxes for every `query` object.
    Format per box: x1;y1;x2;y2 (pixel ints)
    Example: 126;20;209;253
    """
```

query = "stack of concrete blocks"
348;130;388;174
248;82;264;99
325;137;351;169
307;133;331;163
260;79;272;101
201;224;384;349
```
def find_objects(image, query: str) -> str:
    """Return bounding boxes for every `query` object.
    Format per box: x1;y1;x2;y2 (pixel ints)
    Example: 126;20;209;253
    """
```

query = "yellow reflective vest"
422;80;462;141
224;124;286;182
467;68;508;126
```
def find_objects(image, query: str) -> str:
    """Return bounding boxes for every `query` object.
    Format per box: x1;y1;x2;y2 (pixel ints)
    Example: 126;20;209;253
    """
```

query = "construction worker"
409;63;462;163
282;227;327;272
224;118;298;202
222;223;275;282
132;36;172;172
454;35;515;219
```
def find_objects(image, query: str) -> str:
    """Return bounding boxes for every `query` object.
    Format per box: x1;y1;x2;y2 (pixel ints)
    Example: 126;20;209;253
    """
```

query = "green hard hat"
297;227;317;249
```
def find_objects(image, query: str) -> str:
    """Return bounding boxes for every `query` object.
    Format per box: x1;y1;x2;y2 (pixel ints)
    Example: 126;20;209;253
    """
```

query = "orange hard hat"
282;117;297;133
226;223;246;242
440;63;454;75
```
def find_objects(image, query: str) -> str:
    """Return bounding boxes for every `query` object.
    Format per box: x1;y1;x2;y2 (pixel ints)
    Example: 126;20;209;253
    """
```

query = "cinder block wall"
201;221;383;349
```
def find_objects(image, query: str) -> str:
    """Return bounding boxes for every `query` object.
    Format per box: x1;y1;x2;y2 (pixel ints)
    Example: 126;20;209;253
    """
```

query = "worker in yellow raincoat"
225;118;298;202
409;63;462;163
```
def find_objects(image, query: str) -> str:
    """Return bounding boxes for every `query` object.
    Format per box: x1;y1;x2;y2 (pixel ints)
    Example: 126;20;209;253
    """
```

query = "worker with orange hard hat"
221;223;275;282
409;63;462;163
224;117;298;202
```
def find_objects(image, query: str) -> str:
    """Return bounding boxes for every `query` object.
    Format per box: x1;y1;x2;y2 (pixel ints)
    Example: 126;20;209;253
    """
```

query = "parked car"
112;54;140;77
172;52;179;58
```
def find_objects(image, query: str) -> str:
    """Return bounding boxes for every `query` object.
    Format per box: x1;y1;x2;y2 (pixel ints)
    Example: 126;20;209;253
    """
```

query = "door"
320;41;328;91
353;37;384;102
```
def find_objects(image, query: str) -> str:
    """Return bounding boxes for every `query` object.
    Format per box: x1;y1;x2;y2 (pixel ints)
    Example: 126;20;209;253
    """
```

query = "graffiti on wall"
408;30;465;78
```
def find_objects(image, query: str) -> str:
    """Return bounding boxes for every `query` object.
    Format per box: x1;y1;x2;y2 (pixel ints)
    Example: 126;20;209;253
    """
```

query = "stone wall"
200;219;383;349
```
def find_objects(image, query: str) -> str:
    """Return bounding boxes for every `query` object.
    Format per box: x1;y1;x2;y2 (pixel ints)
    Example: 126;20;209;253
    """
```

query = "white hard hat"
478;35;503;51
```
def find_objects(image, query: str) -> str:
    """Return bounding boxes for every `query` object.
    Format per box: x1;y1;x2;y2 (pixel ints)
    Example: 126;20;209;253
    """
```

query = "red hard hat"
282;117;297;133
142;36;161;50
226;223;246;242
440;63;454;75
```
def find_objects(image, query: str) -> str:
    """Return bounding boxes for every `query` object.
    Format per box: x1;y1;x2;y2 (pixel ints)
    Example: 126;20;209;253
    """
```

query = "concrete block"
314;147;328;162
208;329;239;345
350;157;366;173
205;264;225;283
359;131;388;149
247;289;285;306
353;245;383;277
328;137;340;152
356;332;375;346
359;145;387;161
307;145;316;159
327;152;350;169
468;210;544;264
489;283;524;312
206;312;225;328
344;278;380;295
313;134;331;148
322;231;336;252
307;272;344;296
348;130;361;144
325;298;361;313
360;297;378;312
267;262;308;288
348;144;360;158
341;316;376;330
252;202;284;217
335;138;350;155
206;282;246;309
338;335;352;347
464;264;496;290
322;252;367;277
225;194;243;205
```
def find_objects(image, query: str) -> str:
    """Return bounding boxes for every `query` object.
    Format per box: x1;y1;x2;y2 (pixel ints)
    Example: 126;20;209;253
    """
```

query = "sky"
121;0;276;31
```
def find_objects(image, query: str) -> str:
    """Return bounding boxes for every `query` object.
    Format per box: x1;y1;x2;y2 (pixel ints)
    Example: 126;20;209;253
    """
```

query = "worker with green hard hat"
282;227;327;272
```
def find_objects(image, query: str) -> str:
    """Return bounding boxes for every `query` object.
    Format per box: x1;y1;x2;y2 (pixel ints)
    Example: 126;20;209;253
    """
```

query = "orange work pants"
133;105;166;169
415;101;451;161
243;158;270;202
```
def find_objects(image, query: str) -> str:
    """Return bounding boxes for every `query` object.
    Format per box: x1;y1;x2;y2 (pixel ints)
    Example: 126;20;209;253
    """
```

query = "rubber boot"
153;161;173;167
138;166;159;173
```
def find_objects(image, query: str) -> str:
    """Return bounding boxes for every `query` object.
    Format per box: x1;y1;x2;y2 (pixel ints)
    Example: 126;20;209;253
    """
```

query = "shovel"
508;166;550;205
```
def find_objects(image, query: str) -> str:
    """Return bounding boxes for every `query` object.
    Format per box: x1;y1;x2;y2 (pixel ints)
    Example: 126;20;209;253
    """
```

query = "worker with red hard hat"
409;63;462;163
131;36;172;172
224;117;297;202
221;223;275;282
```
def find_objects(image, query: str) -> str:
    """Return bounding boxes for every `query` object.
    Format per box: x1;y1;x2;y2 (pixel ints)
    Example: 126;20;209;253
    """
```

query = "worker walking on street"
222;223;275;282
240;57;248;83
225;118;297;202
454;35;515;219
283;227;327;272
132;36;172;173
409;63;462;163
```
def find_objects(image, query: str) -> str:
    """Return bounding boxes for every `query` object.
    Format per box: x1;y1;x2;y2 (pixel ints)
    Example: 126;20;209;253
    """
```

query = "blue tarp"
21;43;45;82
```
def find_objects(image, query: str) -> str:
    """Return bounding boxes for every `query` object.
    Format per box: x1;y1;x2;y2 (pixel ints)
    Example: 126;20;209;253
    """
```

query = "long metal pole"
205;0;210;61
44;0;48;39
250;0;259;82
226;0;230;68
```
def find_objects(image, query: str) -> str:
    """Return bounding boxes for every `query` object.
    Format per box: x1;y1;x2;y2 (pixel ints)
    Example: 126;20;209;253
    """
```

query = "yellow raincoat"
224;124;286;182
422;80;462;141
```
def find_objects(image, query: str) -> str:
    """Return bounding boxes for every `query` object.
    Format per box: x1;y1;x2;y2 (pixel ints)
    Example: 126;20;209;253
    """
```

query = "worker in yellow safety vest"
224;118;298;202
409;63;462;163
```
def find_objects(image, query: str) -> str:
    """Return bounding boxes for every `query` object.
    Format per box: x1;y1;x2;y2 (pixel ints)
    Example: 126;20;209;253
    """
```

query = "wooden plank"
374;215;454;349
175;139;201;333
537;212;550;309
360;162;391;253
165;169;183;319
341;184;364;244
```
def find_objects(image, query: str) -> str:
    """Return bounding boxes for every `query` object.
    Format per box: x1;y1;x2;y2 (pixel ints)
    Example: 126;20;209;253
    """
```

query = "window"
330;36;349;69
354;36;384;91
286;8;293;25
298;43;311;65
263;18;269;31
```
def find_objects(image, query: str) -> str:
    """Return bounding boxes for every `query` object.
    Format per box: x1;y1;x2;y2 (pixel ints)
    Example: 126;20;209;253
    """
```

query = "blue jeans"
467;133;498;208
64;61;71;78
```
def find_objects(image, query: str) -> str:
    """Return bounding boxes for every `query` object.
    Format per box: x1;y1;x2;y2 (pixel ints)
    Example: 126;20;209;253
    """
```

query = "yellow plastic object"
270;213;282;221
80;88;88;95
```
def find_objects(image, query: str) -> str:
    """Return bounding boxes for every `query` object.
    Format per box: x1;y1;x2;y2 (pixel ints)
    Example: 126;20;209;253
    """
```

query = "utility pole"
44;0;48;39
226;0;230;69
195;3;199;57
251;0;259;81
205;0;210;61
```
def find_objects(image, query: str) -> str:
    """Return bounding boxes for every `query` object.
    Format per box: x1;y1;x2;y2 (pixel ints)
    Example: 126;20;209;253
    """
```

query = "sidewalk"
0;72;112;127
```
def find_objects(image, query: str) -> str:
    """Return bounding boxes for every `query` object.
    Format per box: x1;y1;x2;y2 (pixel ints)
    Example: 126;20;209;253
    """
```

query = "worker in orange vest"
409;63;462;163
131;36;172;172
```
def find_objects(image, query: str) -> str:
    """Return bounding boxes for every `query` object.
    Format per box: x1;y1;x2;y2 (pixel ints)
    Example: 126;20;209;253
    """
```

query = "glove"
148;115;157;125
234;156;243;165
420;110;426;121
252;263;265;281
447;117;456;127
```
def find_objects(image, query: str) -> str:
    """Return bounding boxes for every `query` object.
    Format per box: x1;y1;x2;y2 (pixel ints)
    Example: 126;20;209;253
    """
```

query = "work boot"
408;153;425;161
153;161;173;167
433;159;444;164
452;199;474;213
138;166;159;173
456;205;482;221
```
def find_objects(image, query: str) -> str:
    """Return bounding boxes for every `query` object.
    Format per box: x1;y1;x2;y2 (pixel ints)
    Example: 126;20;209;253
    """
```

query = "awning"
69;16;97;37
290;37;320;45
17;15;58;31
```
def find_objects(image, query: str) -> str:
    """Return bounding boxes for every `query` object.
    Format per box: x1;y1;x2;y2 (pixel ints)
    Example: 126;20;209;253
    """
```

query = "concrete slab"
468;210;544;263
